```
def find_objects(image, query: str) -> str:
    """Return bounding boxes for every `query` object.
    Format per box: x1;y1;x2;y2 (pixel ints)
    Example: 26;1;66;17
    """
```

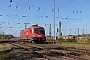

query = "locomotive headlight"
33;35;35;37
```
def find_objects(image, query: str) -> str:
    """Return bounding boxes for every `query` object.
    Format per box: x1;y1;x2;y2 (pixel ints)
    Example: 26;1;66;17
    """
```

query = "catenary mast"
53;0;55;42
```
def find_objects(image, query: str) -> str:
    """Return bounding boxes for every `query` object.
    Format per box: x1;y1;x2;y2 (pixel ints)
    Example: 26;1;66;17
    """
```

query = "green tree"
58;37;64;44
67;38;77;42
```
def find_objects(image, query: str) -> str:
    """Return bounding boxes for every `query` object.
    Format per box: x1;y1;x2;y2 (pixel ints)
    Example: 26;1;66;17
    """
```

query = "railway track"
4;42;90;60
0;40;17;43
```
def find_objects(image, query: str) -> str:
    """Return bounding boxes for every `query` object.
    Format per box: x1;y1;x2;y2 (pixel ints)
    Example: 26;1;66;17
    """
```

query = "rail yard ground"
0;41;90;60
56;42;90;49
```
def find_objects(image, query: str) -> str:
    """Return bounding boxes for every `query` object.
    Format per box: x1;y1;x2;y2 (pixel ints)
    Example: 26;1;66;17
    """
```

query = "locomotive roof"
30;25;43;28
21;25;44;31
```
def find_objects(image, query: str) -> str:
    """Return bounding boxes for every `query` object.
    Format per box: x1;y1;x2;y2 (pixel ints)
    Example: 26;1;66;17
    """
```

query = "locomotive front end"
32;27;46;43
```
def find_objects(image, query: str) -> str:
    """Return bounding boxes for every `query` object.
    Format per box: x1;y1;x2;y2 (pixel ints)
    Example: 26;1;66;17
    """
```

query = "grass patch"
0;51;4;60
0;44;5;60
56;42;90;49
0;44;5;51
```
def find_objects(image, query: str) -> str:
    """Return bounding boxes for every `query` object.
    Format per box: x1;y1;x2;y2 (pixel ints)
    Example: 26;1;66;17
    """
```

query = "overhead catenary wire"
5;0;76;21
1;0;90;19
0;0;88;22
10;0;30;22
0;0;90;36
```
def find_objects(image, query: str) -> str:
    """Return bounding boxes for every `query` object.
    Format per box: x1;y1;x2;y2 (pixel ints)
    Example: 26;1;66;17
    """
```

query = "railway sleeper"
64;54;88;60
33;51;55;60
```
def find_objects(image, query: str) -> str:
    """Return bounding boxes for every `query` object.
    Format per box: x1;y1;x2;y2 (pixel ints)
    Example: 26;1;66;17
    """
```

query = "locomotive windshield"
34;28;44;34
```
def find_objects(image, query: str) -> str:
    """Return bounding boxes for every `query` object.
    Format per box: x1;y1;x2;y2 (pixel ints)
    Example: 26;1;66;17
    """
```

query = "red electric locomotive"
20;24;46;43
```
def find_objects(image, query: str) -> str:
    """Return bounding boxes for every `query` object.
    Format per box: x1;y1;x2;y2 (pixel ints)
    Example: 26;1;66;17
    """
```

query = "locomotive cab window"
34;28;44;34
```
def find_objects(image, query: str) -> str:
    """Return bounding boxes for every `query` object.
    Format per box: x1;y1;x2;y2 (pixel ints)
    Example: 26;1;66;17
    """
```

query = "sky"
0;0;90;37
